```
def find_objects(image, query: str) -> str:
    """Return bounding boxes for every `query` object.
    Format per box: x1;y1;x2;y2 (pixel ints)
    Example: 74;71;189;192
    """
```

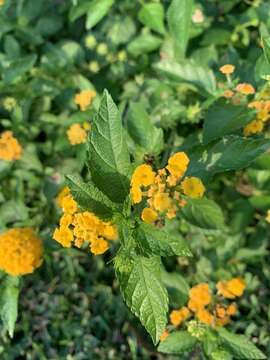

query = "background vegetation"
0;0;270;359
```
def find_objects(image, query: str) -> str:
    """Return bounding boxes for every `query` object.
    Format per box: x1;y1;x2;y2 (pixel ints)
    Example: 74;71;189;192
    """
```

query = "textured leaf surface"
66;174;119;219
218;328;266;359
154;59;216;94
203;99;255;144
167;0;194;59
182;198;225;230
0;276;19;338
158;331;197;354
138;3;165;35
117;256;168;344
136;222;192;257
88;90;131;204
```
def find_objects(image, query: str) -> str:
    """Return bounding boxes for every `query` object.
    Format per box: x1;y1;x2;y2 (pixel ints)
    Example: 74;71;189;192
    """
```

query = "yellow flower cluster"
219;64;270;136
74;89;96;111
130;152;205;224
161;277;245;340
0;131;22;161
0;228;43;276
67;122;91;145
244;100;270;136
53;187;118;255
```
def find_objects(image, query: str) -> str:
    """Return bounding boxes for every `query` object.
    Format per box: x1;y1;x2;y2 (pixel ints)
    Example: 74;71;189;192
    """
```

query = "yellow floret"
141;207;158;224
166;152;189;179
67;123;88;145
181;177;205;199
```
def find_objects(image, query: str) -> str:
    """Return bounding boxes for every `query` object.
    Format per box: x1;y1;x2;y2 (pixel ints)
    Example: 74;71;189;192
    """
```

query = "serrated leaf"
88;90;131;204
182;198;225;230
138;3;165;35
203;99;255;144
86;0;114;30
218;328;266;359
0;276;19;338
158;331;197;354
66;174;119;219
127;101;164;156
154;59;216;95
128;33;162;57
167;0;194;59
136;222;192;257
3;54;37;84
186;136;270;182
117;256;168;344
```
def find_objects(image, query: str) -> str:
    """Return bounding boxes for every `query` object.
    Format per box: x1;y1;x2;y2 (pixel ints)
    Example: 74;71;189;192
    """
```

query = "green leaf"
136;222;192;257
154;59;216;95
203;99;255;144
88;90;131;204
255;54;270;81
167;0;194;59
127;102;164;156
3;35;21;58
3;54;37;84
66;174;119;219
161;268;189;307
138;3;165;35
186;136;270;181
0;276;20;338
69;1;92;22
86;0;114;30
182;198;225;230
218;328;266;359
210;349;233;360
260;23;270;65
158;331;197;354
128;33;162;57
117;255;168;344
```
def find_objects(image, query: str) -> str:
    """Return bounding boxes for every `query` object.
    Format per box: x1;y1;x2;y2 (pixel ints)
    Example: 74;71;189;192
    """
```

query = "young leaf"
86;0;114;30
117;255;168;344
128;33;163;57
0;276;19;338
158;331;197;354
135;222;192;257
203;99;255;144
218;328;266;359
182;198;225;230
138;3;165;35
167;0;194;59
66;174;119;219
88;89;131;204
127;102;164;156
154;59;216;95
